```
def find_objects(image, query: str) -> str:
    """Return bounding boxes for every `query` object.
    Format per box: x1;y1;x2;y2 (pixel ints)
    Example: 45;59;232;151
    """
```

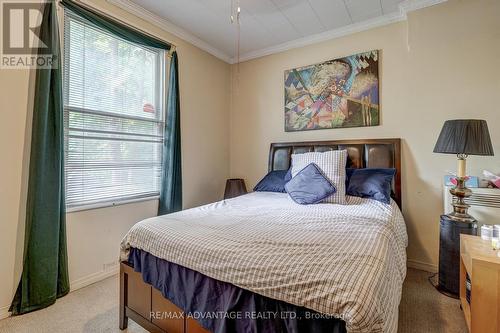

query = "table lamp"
224;178;247;199
433;119;494;223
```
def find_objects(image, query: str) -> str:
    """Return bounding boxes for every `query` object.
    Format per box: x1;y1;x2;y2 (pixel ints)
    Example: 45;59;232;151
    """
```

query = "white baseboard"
0;305;10;320
407;259;438;273
70;266;119;292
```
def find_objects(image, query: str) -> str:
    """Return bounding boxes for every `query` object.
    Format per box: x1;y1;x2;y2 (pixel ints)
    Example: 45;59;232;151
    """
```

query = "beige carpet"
398;268;467;333
0;268;467;333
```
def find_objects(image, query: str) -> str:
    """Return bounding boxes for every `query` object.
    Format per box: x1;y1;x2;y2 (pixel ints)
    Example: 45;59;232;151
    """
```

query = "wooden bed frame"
119;138;402;332
119;262;209;333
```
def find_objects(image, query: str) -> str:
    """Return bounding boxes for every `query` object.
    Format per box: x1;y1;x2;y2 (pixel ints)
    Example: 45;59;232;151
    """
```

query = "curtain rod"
58;0;176;56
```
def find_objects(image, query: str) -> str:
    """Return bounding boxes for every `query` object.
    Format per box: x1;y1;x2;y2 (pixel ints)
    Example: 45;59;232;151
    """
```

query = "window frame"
61;9;168;213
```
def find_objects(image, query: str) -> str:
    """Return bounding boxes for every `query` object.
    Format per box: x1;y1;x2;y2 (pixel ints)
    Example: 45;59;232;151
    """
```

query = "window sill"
66;195;160;213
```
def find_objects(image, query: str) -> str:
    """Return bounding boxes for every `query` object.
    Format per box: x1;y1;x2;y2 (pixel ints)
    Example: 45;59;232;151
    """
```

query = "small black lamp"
224;178;247;199
433;119;494;223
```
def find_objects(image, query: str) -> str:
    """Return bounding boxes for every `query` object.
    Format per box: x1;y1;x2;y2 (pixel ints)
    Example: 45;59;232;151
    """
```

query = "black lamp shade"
224;178;247;199
433;119;494;156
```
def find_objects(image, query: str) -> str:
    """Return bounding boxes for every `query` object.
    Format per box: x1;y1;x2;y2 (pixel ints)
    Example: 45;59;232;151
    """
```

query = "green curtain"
10;1;69;315
60;0;171;50
159;51;182;215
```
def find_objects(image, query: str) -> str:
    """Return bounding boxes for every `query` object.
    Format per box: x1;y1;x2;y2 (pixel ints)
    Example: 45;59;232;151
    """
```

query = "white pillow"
290;150;348;204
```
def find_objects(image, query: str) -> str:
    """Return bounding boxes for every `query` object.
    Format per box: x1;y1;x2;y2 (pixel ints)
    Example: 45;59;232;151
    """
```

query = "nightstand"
460;234;500;332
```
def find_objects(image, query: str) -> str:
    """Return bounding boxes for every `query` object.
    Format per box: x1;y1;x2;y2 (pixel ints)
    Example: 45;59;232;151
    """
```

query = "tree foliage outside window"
63;12;165;210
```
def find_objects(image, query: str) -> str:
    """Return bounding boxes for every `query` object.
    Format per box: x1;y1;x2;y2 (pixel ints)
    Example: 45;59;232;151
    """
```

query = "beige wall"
0;0;230;315
229;0;500;271
0;66;31;316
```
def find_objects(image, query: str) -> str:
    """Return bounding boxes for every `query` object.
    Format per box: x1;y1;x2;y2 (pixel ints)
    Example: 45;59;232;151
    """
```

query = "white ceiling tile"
242;0;299;43
176;12;232;51
239;14;278;53
139;0;205;15
308;0;352;29
276;0;325;36
344;0;383;22
201;0;231;11
272;0;303;9
127;0;437;61
381;0;404;14
242;0;278;14
248;12;299;44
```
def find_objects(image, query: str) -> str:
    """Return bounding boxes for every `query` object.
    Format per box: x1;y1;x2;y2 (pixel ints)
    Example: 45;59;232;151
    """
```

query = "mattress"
121;192;407;333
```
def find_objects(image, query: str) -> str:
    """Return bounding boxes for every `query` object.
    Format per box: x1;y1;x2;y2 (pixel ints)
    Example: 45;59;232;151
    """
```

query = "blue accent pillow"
285;163;336;205
253;170;289;193
346;168;396;204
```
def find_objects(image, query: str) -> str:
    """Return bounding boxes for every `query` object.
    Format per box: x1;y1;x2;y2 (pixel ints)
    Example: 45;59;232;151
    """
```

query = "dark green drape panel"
159;51;182;215
60;0;171;50
10;1;69;315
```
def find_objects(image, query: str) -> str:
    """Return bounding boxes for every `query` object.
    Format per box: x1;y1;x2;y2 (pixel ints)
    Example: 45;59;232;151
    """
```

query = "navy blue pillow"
346;168;396;204
285;163;336;205
253;170;289;193
345;168;355;188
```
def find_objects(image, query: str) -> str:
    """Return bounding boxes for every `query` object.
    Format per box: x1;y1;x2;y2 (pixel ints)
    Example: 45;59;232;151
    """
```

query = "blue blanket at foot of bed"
128;248;346;333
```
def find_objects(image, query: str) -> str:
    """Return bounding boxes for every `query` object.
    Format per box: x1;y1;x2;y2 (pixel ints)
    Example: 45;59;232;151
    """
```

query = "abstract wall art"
284;50;380;131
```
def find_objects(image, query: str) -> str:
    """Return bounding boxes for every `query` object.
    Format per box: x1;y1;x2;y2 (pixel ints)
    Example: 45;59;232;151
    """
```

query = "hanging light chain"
230;0;241;24
230;0;241;64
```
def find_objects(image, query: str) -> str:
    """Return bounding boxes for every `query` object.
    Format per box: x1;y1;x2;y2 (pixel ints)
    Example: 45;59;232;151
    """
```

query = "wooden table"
460;234;500;332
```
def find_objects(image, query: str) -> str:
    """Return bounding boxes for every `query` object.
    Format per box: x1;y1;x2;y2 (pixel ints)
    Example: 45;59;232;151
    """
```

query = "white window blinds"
63;12;166;210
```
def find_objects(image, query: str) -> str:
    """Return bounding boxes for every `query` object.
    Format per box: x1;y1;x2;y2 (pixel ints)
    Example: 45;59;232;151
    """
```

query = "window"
63;12;166;210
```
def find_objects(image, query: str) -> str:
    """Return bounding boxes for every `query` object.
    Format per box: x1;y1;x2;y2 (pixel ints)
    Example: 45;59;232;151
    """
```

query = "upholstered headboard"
268;138;402;208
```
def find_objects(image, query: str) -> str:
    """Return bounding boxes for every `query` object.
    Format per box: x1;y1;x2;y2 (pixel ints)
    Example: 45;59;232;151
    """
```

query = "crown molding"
107;0;447;64
399;0;447;13
106;0;233;63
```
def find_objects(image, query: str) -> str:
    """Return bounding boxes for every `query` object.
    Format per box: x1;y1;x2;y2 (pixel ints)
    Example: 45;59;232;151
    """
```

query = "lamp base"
435;283;460;299
446;211;476;224
447;177;476;224
437;215;477;298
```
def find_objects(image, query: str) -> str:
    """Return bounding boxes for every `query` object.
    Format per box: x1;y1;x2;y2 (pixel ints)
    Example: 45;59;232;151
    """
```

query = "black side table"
438;215;477;297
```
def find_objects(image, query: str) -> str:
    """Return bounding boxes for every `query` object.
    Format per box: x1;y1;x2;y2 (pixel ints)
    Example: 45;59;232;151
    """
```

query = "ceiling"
109;0;447;63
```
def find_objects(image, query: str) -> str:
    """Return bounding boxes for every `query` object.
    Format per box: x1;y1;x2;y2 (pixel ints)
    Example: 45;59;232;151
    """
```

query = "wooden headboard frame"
268;138;402;208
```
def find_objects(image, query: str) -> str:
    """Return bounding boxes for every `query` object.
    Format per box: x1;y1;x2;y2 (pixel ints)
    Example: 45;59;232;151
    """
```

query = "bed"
119;138;407;333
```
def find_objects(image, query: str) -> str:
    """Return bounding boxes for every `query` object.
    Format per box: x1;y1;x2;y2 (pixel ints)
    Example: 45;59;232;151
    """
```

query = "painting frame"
284;50;380;132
